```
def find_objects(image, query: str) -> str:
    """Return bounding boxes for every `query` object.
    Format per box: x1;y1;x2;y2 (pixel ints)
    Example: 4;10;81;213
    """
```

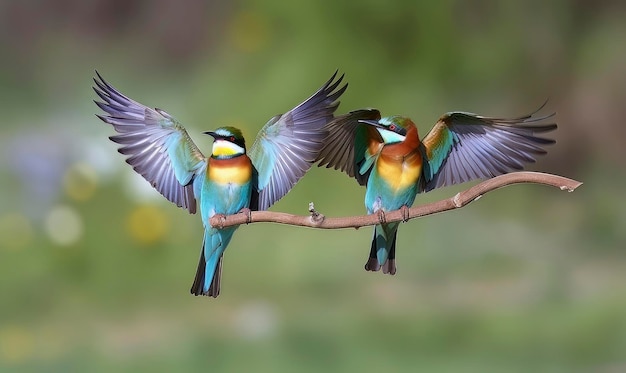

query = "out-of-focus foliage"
1;1;625;372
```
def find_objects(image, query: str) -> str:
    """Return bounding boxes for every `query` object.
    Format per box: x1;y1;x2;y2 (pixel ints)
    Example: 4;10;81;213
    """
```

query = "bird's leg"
376;209;386;225
400;205;410;223
238;207;253;224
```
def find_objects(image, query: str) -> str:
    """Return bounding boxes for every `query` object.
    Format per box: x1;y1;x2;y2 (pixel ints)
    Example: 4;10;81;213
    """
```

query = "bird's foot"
376;210;386;224
213;213;227;229
238;208;253;224
400;205;410;223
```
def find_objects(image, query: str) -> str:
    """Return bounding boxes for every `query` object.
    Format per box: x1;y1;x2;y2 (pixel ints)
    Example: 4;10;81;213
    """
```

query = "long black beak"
358;119;383;128
203;131;218;139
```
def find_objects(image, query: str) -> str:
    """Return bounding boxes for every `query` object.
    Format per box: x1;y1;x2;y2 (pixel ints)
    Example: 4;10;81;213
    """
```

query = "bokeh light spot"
0;213;33;251
126;205;169;246
229;10;270;53
0;325;34;363
44;205;84;246
63;162;98;202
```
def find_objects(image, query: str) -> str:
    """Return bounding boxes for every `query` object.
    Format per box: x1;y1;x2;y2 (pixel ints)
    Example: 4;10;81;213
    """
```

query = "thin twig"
209;171;582;230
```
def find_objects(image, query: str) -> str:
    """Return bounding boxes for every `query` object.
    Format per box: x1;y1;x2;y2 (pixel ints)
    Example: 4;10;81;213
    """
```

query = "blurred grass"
1;1;626;372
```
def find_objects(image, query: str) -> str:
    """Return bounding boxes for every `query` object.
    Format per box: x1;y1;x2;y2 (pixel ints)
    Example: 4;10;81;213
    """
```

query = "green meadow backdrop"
1;1;625;372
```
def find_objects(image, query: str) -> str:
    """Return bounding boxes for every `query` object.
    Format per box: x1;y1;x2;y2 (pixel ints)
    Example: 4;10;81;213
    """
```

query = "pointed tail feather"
190;251;223;298
190;230;226;298
365;234;381;271
207;256;222;297
364;224;398;275
382;231;397;275
190;251;206;296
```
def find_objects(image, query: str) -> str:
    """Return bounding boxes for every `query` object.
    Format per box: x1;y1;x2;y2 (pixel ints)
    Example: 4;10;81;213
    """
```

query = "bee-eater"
94;71;347;297
317;106;557;274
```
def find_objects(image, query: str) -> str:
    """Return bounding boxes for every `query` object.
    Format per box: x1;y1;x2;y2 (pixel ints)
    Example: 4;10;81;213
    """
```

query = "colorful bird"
94;71;347;297
317;105;557;274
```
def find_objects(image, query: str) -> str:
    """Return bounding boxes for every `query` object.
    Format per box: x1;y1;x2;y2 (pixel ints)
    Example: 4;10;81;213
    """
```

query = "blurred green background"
1;1;625;372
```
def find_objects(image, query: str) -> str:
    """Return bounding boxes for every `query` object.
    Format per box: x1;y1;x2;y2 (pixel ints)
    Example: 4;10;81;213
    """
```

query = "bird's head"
359;116;415;145
204;126;246;158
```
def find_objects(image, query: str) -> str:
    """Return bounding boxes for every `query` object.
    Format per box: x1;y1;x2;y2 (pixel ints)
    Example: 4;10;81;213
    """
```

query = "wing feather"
94;72;206;213
248;71;348;210
316;109;383;186
421;104;557;192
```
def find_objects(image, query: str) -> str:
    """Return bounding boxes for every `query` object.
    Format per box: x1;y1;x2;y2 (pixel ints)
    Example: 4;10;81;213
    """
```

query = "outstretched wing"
94;72;206;213
248;71;348;210
420;103;557;192
316;108;383;186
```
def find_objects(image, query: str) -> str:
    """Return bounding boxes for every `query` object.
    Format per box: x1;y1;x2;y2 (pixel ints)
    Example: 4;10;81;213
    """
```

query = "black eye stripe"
235;138;246;149
386;123;406;135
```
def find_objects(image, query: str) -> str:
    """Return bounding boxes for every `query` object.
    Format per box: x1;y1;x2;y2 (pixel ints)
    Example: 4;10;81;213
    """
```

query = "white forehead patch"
213;128;234;137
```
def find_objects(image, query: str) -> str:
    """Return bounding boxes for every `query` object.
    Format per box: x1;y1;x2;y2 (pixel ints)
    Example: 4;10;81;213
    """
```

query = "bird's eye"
229;136;235;142
389;124;396;131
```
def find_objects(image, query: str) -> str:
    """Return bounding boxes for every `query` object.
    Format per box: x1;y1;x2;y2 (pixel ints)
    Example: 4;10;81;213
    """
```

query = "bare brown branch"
209;172;582;230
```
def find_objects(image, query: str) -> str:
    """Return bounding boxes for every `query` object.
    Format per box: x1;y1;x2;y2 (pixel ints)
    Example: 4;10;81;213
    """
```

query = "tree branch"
209;172;582;230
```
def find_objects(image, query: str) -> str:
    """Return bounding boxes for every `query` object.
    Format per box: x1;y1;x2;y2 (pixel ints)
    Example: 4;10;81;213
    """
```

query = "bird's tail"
190;229;227;297
364;223;398;275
